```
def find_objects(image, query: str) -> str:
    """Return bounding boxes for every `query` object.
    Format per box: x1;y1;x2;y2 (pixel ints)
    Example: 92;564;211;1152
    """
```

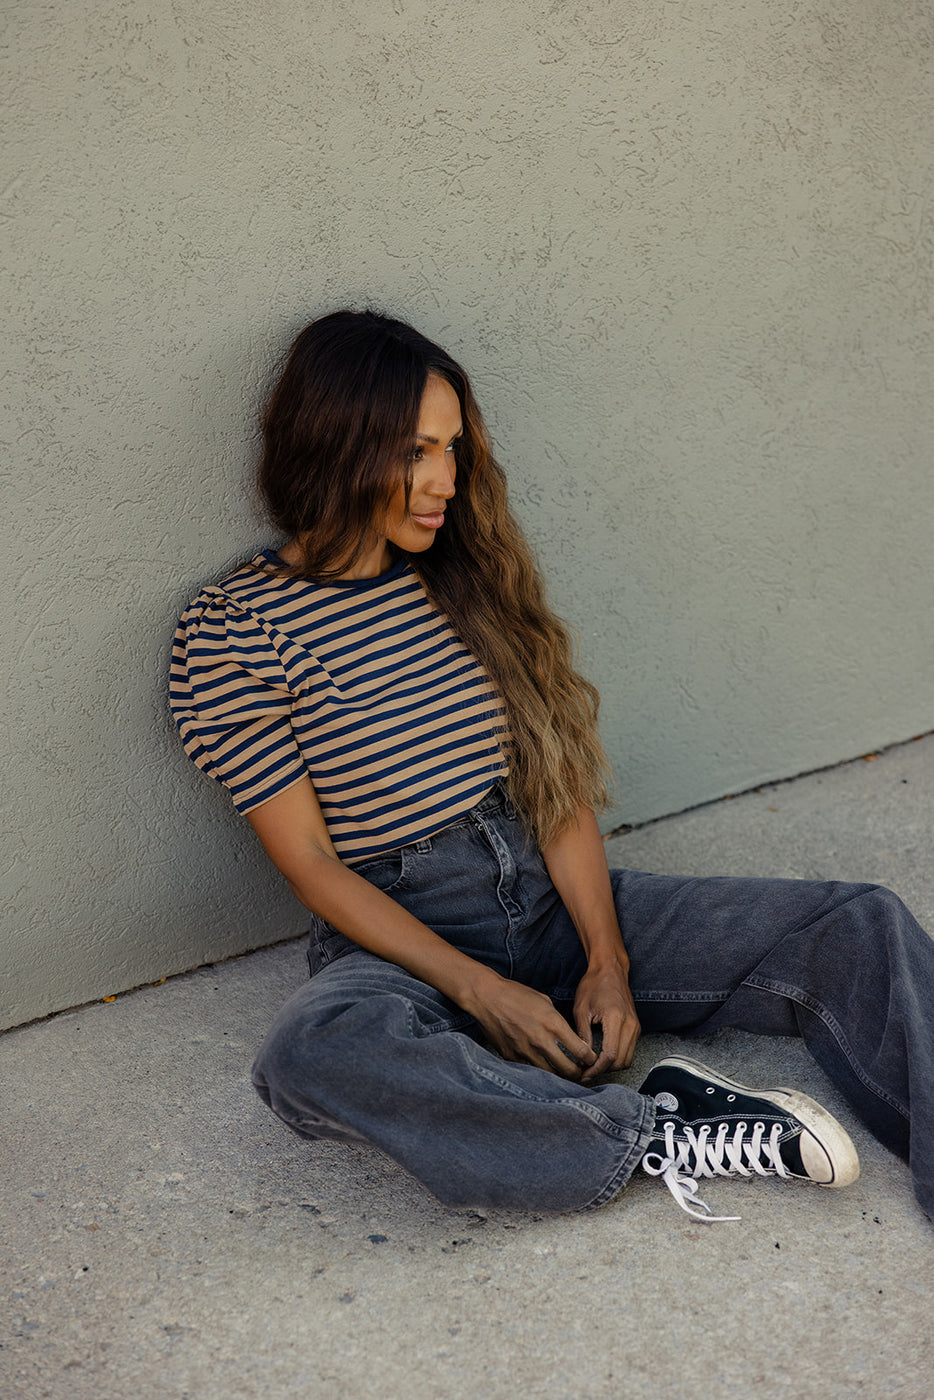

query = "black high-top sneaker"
638;1057;860;1222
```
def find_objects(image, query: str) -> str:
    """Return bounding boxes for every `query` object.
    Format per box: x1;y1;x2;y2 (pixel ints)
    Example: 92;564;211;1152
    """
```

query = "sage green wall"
4;0;933;1028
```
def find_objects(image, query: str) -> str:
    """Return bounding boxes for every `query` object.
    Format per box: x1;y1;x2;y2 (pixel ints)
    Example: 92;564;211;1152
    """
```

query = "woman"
171;310;933;1223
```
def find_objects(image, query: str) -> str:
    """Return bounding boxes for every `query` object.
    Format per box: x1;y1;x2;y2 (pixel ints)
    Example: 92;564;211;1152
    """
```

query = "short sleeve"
169;588;307;813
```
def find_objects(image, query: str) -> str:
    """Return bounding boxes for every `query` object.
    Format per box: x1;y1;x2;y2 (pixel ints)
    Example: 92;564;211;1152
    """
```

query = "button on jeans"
252;784;934;1216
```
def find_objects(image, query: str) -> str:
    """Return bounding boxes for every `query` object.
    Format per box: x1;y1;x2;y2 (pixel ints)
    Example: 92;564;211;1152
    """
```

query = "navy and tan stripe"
170;552;509;861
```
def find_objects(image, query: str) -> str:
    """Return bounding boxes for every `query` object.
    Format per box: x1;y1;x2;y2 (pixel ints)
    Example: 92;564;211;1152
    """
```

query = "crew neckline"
257;549;410;589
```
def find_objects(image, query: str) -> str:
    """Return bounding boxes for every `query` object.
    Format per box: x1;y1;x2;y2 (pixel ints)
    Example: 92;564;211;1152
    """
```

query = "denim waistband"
347;781;517;872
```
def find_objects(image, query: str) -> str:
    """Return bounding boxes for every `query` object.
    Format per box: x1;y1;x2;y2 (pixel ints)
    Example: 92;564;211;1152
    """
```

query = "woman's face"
354;373;462;578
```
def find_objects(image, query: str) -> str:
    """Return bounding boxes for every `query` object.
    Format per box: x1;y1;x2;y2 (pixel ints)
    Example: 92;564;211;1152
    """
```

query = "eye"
410;445;425;463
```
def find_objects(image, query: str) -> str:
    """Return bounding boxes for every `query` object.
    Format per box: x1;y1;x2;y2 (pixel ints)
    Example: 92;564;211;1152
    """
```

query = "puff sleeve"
169;587;307;813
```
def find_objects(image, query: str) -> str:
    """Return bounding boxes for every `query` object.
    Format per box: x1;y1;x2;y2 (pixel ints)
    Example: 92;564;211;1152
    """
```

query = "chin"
392;530;437;555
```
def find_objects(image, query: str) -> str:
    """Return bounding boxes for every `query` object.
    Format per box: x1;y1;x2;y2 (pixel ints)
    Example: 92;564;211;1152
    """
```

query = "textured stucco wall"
3;0;933;1028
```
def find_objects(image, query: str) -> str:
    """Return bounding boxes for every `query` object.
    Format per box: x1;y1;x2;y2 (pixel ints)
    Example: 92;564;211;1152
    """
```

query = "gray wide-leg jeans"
252;784;934;1216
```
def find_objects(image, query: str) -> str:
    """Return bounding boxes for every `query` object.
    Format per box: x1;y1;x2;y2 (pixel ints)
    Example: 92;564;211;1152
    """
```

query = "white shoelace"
642;1119;790;1222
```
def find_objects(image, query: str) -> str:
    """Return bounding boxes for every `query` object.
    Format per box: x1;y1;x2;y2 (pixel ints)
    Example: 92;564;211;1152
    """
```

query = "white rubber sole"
650;1056;861;1188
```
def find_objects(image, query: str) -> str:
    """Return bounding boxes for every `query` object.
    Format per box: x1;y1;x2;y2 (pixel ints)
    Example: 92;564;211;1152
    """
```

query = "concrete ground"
3;734;933;1400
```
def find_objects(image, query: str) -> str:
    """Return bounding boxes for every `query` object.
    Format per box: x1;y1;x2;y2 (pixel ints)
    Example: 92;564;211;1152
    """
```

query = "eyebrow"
416;427;464;444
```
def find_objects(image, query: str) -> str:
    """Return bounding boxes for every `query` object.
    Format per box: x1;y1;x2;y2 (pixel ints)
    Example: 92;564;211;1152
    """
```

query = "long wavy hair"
258;309;610;846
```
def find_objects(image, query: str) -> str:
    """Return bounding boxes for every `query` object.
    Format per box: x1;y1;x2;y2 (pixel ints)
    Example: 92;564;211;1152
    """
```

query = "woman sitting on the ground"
171;310;933;1222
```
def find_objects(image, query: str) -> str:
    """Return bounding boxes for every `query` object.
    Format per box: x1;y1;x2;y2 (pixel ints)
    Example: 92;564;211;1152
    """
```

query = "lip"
410;511;446;529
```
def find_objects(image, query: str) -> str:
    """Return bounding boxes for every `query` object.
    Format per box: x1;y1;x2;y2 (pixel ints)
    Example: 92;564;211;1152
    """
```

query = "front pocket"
351;848;406;894
306;915;357;974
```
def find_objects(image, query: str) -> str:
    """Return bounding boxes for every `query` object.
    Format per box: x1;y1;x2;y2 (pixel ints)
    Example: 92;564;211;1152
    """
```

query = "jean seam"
474;812;525;934
417;1014;477;1037
351;850;407;893
633;990;730;1004
746;975;911;1120
558;1095;645;1139
474;1063;646;1145
475;1062;550;1100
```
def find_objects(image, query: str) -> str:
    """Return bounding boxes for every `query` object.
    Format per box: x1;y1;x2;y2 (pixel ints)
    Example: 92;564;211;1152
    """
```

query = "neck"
337;540;394;579
278;536;394;579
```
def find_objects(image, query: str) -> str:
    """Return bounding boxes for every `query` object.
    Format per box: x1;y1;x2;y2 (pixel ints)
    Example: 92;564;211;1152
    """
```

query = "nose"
427;451;456;500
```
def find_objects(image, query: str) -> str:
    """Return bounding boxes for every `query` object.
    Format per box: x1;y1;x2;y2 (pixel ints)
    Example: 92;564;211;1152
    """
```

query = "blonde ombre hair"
259;309;611;847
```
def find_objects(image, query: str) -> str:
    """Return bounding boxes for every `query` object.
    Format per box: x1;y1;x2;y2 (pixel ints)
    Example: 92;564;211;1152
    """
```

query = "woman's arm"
246;776;599;1080
541;808;641;1080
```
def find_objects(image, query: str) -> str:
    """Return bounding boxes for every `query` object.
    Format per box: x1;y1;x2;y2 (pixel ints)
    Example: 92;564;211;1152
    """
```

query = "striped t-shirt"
170;551;510;862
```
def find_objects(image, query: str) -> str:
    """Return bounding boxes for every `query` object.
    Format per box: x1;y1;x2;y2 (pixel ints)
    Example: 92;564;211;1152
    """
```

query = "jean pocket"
306;916;357;975
351;848;406;894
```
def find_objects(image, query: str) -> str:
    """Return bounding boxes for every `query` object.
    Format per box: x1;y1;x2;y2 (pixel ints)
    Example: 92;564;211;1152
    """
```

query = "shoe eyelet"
727;1094;736;1102
705;1086;714;1094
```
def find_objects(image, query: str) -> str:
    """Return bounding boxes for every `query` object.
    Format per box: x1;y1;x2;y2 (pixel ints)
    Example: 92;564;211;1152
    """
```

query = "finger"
573;1005;594;1047
582;1016;641;1079
580;1042;618;1082
573;1000;608;1045
580;1008;621;1063
581;1039;632;1081
549;1039;587;1079
551;1016;598;1068
545;1049;583;1081
620;1019;641;1067
525;1043;582;1080
490;1021;585;1077
580;1009;637;1081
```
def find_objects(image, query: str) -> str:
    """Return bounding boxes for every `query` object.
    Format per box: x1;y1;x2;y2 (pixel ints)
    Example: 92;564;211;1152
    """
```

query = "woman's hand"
541;807;642;1081
466;974;598;1081
573;958;641;1082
